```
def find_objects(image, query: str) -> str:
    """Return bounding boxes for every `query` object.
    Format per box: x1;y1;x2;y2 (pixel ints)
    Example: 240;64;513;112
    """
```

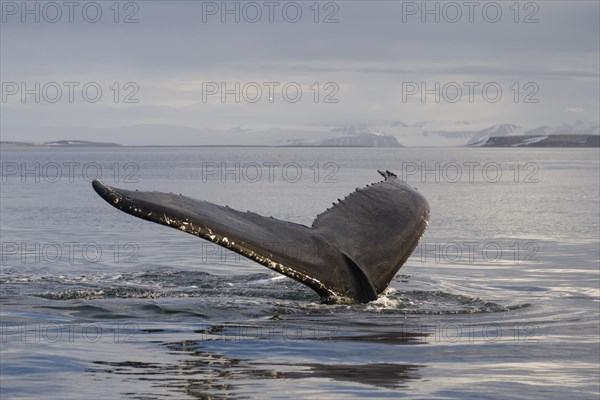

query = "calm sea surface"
1;147;598;399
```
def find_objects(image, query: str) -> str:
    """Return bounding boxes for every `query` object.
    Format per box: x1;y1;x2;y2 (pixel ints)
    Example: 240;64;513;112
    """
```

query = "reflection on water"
1;147;599;399
2;270;531;316
88;339;424;399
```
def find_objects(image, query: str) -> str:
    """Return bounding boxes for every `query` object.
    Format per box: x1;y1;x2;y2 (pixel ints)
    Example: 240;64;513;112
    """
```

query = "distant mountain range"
0;140;121;147
312;121;599;147
285;126;403;147
46;140;122;147
470;121;599;147
480;134;599;147
2;121;597;148
466;124;525;146
320;135;402;147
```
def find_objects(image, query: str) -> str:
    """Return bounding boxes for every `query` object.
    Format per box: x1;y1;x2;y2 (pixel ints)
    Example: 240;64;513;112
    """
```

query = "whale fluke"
92;171;429;303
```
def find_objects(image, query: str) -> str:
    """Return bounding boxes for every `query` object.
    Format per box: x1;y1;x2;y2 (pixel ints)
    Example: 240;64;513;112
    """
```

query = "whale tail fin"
311;171;429;294
92;172;429;303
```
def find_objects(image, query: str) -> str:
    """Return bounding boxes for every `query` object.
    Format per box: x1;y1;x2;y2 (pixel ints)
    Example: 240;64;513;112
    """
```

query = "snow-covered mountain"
544;120;600;135
481;135;599;147
522;125;554;136
328;126;388;137
310;126;402;147
427;121;599;147
5;120;597;147
466;124;526;147
320;134;402;147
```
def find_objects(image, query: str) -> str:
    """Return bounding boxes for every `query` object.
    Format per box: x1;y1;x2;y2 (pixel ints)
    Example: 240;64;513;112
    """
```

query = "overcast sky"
1;0;598;144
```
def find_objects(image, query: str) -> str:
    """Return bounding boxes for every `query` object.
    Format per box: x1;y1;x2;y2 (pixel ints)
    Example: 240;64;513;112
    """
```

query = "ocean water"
0;147;598;399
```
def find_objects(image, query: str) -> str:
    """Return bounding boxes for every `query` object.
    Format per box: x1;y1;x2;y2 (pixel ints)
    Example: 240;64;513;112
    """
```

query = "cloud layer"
1;1;598;144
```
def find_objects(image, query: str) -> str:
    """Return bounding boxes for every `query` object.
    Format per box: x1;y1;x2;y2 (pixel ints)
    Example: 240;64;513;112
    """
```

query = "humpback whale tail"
92;171;429;303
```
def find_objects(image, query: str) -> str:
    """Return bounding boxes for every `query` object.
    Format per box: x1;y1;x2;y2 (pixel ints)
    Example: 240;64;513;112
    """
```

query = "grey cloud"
1;1;598;144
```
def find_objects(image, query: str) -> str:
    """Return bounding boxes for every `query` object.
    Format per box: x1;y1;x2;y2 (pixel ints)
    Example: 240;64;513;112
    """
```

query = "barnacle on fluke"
92;170;430;303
